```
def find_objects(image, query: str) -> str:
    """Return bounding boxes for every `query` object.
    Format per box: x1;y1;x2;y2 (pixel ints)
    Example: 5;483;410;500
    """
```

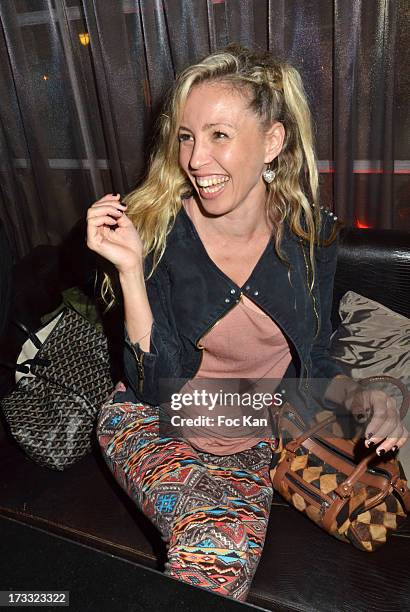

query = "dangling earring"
262;162;275;184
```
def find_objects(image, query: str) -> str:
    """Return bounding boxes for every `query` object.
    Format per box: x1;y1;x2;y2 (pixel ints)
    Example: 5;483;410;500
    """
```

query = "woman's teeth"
196;176;229;193
201;184;225;193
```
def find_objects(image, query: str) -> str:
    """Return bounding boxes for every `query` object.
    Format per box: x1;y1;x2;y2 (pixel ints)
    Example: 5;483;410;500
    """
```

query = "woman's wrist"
119;264;153;350
119;265;145;286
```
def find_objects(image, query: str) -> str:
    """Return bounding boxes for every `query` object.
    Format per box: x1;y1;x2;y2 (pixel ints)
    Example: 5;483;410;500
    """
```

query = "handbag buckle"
319;501;330;518
393;478;407;495
285;441;298;454
336;482;353;498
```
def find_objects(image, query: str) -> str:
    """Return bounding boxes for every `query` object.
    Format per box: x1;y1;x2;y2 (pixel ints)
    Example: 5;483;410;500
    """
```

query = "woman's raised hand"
346;387;409;455
86;194;143;274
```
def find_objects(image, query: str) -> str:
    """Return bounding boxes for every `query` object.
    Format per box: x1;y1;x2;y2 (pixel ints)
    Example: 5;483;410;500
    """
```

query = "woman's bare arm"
119;267;153;352
87;193;153;351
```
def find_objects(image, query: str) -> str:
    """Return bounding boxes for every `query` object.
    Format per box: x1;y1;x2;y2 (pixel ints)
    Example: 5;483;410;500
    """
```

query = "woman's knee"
132;457;227;536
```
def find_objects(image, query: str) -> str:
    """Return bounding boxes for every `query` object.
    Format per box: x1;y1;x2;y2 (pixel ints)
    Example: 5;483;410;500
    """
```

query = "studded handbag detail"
1;307;112;471
270;376;410;551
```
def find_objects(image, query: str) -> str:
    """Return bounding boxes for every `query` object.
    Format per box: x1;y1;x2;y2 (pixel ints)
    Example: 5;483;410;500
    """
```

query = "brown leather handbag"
270;376;410;551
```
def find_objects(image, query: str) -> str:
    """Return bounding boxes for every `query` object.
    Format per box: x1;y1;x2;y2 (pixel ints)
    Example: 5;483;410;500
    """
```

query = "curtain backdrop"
0;0;409;258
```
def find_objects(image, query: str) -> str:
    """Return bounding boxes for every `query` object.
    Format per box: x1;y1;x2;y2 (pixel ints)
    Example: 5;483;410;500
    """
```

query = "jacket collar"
163;204;307;354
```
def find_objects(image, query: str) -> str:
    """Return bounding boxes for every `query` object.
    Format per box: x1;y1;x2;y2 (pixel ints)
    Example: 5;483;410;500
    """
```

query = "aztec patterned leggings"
97;400;276;602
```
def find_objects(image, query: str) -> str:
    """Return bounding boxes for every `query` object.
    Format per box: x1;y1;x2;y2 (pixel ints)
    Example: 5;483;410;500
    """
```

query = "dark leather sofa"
0;226;409;612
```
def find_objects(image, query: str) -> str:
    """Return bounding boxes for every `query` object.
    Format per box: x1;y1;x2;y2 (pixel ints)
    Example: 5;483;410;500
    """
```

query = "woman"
88;46;408;602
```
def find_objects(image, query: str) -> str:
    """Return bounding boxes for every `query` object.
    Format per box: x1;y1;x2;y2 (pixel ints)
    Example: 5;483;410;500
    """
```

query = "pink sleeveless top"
177;296;292;454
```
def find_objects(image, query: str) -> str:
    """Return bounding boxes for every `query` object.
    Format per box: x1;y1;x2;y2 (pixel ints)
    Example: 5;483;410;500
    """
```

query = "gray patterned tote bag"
1;307;112;470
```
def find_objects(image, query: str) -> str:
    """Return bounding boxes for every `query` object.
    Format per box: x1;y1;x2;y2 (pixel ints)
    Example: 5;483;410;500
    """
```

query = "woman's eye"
177;133;192;143
214;131;228;140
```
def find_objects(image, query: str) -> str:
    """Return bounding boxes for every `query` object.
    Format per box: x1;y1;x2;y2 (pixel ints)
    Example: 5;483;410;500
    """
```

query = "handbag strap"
0;322;43;371
0;356;51;374
286;414;336;452
11;320;43;351
357;375;409;420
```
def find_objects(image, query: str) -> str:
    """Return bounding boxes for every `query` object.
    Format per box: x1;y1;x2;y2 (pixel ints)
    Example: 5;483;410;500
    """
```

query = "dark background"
0;0;409;260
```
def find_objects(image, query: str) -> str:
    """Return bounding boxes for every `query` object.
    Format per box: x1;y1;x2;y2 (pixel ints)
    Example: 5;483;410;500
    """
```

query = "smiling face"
178;81;283;217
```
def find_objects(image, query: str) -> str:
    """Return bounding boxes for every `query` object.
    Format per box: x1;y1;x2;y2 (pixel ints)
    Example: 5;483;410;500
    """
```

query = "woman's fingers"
88;193;126;215
90;196;125;207
88;214;120;228
349;387;410;455
373;422;404;455
95;193;121;204
363;391;404;452
394;428;410;452
375;422;409;455
86;194;143;271
365;397;399;442
87;199;129;243
371;422;403;455
87;203;126;218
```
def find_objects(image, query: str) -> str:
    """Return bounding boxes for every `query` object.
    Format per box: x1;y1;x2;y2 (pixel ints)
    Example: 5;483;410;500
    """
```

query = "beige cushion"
330;291;410;474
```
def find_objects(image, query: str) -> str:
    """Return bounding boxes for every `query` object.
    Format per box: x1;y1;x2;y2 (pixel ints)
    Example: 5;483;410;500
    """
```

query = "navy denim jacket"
122;205;344;413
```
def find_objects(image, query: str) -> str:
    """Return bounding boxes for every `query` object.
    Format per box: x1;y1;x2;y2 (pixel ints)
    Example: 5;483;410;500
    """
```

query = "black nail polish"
356;413;365;421
391;446;398;453
366;432;373;439
368;441;375;447
377;449;385;456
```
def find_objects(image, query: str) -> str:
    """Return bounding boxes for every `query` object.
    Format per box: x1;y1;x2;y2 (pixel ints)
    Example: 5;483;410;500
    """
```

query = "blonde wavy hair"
102;44;340;307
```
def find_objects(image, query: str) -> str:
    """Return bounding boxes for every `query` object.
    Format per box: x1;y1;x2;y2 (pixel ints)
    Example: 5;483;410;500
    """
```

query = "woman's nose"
188;138;210;170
